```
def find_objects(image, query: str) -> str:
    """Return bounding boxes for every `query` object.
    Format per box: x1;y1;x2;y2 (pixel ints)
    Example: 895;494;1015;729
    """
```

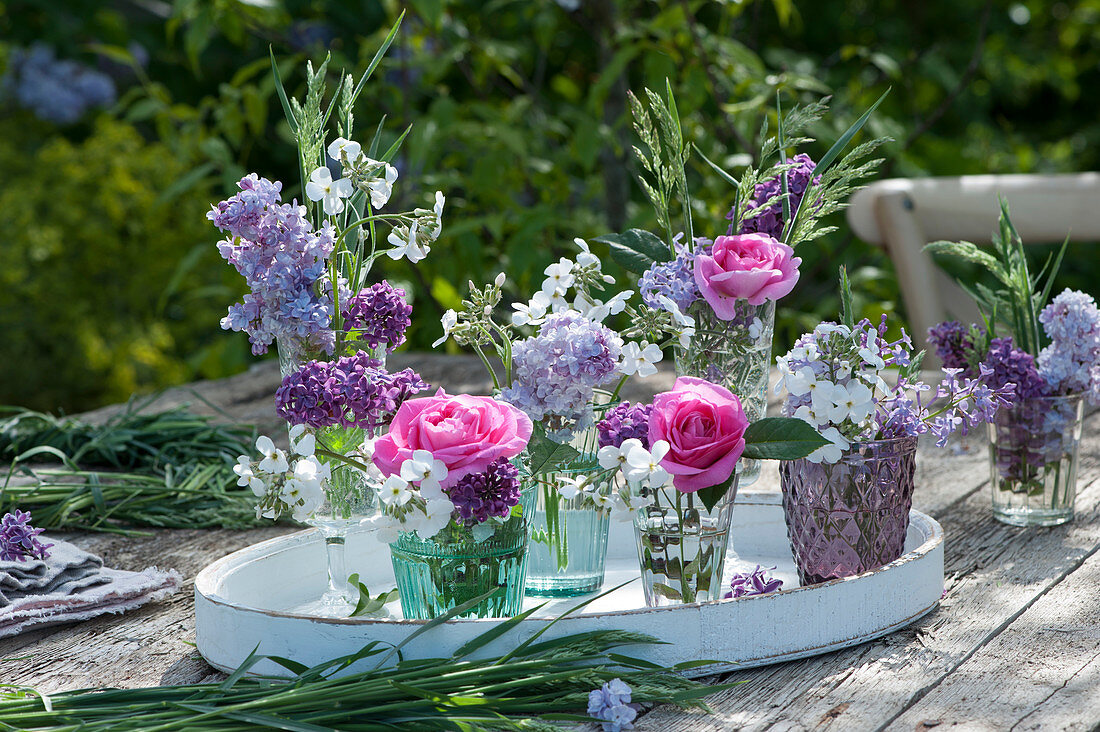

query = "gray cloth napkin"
0;540;106;606
0;538;181;638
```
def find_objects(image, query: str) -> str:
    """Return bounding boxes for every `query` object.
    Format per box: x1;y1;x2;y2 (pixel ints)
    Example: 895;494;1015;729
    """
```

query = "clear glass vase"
780;436;917;586
389;509;530;620
632;480;738;607
521;427;611;597
988;393;1084;527
278;332;385;616
675;299;775;487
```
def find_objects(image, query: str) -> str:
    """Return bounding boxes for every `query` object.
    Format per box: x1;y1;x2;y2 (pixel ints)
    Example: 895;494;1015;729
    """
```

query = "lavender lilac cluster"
723;565;783;599
0;510;52;562
342;281;413;352
980;338;1046;399
446;458;522;524
729;153;819;241
1038;289;1100;405
587;678;637;732
1;44;116;124
209;175;336;355
501;311;623;427
276;351;429;430
638;236;712;313
926;320;986;375
596;402;652;449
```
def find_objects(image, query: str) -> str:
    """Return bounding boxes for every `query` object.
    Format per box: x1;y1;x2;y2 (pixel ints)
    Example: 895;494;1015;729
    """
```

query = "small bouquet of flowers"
776;270;1015;583
363;390;534;619
598;88;889;486
927;200;1100;525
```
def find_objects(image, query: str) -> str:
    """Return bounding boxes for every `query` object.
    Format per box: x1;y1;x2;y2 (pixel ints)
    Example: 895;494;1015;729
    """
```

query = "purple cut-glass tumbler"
780;436;917;586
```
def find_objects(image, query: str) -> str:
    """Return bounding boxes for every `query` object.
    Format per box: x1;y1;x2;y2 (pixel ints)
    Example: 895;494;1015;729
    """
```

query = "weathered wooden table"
3;355;1099;731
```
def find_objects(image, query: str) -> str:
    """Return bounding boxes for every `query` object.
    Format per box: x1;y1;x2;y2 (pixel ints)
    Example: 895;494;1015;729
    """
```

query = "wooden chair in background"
846;172;1100;366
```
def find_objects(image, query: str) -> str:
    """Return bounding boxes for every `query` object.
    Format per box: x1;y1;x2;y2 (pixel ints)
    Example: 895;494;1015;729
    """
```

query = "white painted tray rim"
195;491;944;678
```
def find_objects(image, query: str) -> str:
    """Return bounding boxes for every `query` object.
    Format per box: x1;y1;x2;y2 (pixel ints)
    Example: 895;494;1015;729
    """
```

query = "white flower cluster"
543;439;673;520
234;426;330;521
357;443;457;543
776;323;891;463
304;136;444;265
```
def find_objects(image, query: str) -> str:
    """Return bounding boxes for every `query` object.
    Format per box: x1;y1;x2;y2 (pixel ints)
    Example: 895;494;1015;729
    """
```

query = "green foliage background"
1;0;1097;411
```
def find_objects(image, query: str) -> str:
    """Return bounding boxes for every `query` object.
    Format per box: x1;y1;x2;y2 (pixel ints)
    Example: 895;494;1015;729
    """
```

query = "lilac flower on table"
0;510;52;562
597;402;653;449
588;678;637;732
729;153;819;241
724;565;783;599
342;281;414;352
445;458;522;524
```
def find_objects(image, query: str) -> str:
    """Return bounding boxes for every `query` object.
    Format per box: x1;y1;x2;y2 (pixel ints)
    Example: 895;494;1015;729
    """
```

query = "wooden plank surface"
2;357;1098;732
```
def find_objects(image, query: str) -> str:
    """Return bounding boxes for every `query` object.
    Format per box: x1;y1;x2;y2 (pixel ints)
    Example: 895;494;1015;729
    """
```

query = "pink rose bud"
648;376;749;493
373;392;533;488
694;233;801;317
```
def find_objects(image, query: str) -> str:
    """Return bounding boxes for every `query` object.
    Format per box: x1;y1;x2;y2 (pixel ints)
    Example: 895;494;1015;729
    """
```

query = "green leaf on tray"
348;573;400;617
741;417;829;460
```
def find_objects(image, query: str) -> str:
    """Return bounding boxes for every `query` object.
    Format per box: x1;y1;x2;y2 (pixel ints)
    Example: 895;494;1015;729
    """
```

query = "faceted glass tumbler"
522;427;611;597
675;299;774;487
989;393;1084;527
633;480;738;607
389;512;530;620
780;436;917;586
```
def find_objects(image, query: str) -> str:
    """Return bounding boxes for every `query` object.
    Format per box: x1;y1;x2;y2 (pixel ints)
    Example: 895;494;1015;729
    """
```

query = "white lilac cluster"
234;427;330;521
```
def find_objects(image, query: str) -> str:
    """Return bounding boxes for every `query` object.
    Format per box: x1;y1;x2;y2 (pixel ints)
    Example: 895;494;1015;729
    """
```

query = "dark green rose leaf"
741;417;829;460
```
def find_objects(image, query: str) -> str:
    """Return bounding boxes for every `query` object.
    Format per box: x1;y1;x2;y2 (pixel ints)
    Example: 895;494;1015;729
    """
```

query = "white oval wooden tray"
195;490;944;678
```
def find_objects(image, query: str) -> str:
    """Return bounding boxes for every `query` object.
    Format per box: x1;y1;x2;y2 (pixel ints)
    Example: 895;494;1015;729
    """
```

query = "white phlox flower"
512;291;551;327
624;440;671;485
289;428;316;457
597;438;642;471
305;166;353;215
364;160;398;209
842;380;875;423
807;427;850;464
386;219;427;264
605;290;632;316
620;341;662;378
327;137;362;165
542;259;575;296
380;475;413;506
234;456;267;497
256;435;289;474
364;512;403;544
400;450;449;499
418;498;456;538
573;238;601;269
556;476;587;500
547;287;569;312
811;382;850;424
432;309;458;348
748;317;765;343
784;366;819;397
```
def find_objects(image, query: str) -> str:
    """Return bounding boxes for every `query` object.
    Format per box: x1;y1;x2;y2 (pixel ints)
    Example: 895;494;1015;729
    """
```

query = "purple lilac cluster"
276;351;429;430
728;153;819;240
209;175;336;355
342;281;413;352
501;311;623;425
926;320;985;375
980;337;1046;399
596;402;652;449
1;44;116;124
881;365;1017;446
587;679;637;732
446;458;522;525
723;565;783;599
1037;289;1100;405
0;510;52;562
638;237;712;313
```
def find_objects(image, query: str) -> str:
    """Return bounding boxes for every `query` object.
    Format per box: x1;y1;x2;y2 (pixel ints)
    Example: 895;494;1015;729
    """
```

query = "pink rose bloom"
694;233;801;316
373;392;532;488
648;376;748;493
